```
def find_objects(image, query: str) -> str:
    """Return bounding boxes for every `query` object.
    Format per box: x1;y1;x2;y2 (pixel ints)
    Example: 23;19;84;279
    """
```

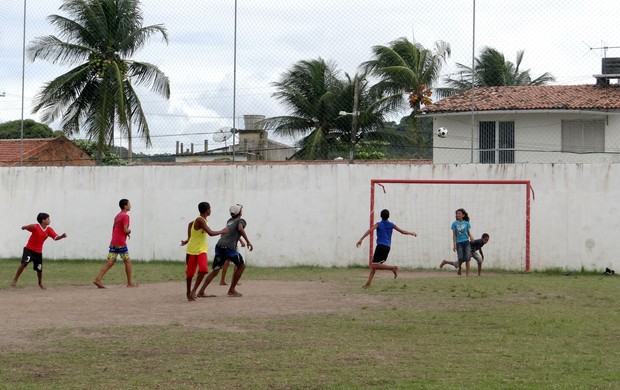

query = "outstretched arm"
356;223;378;247
393;224;417;237
194;217;229;237
54;233;67;241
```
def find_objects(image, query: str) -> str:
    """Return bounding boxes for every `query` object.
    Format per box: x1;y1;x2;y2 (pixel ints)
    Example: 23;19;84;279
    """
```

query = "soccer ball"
437;127;448;138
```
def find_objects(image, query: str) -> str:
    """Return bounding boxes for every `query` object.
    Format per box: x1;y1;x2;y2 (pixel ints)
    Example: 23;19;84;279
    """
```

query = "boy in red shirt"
11;212;67;289
93;199;137;288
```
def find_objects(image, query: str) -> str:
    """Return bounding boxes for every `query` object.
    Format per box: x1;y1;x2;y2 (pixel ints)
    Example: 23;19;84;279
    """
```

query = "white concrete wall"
0;163;618;271
433;112;620;164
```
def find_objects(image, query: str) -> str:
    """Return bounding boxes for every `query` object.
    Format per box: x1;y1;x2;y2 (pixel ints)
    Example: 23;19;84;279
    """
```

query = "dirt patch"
0;270;454;349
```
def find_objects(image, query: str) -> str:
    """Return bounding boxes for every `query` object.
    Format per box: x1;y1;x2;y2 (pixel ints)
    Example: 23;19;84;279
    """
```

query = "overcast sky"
0;0;618;153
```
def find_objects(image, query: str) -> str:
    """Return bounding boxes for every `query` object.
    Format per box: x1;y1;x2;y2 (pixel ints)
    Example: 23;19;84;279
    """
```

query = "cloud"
1;0;618;153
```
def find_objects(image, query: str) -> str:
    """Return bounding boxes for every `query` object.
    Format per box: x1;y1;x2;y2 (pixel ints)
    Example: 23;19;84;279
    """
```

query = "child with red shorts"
181;202;228;301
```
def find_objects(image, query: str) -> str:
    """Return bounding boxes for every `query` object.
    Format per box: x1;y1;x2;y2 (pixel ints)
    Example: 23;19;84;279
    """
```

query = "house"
175;115;297;163
420;60;620;164
0;135;96;166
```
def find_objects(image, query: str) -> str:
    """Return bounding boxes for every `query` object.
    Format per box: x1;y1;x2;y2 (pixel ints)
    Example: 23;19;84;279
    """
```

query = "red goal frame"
369;179;532;272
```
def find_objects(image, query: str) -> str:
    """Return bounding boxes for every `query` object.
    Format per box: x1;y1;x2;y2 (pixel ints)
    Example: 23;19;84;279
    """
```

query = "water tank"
243;115;265;130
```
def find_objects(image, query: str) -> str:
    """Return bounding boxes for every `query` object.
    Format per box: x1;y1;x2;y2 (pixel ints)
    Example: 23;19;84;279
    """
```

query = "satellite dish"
213;127;233;142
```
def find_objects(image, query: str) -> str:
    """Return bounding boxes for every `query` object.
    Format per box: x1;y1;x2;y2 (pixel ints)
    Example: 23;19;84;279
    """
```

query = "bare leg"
186;276;195;301
219;260;229;285
123;258;138;287
36;271;46;290
189;272;206;300
440;259;455;269
457;263;462;275
228;264;245;297
197;269;219;297
477;263;482;276
12;264;26;287
93;258;116;288
363;268;376;288
465;261;470;276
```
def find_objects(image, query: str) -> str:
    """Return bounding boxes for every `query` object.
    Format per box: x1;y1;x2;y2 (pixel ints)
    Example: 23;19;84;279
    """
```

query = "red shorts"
185;252;208;277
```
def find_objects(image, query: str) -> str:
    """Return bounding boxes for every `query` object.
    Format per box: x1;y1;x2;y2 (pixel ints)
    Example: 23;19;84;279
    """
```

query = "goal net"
366;180;532;271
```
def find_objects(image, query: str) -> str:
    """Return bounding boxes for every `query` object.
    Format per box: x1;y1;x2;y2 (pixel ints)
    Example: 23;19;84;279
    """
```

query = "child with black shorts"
12;212;67;289
356;209;417;288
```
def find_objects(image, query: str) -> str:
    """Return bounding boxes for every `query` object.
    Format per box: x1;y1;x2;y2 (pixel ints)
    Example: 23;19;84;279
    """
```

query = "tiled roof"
0;138;51;164
0;136;95;166
420;84;620;114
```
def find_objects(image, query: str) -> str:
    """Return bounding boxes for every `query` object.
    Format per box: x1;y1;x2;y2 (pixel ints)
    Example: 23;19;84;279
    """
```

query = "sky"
0;0;619;154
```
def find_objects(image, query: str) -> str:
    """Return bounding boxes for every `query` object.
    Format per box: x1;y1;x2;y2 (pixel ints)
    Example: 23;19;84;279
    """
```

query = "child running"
181;202;228;301
12;212;67;289
356;209;417;288
440;233;490;276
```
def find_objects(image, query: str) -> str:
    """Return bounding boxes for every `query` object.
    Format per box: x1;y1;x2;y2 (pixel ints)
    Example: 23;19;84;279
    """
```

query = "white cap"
229;204;243;215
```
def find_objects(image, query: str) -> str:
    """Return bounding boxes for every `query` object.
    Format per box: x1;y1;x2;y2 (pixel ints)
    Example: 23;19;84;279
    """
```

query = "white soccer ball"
437;127;448;138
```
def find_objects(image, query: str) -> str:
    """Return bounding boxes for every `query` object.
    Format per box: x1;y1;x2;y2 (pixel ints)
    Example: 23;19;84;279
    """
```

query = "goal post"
367;179;532;272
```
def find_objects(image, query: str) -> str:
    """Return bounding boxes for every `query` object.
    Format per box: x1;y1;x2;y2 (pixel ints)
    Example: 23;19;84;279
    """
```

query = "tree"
437;46;555;97
0;119;58;139
27;0;170;163
263;58;345;160
264;59;411;160
362;37;451;114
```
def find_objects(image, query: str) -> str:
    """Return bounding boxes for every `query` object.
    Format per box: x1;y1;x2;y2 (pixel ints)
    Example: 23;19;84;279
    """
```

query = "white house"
420;83;620;164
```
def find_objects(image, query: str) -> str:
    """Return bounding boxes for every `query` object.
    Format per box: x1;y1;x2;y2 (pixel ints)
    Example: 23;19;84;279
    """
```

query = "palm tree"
362;37;451;113
27;0;170;163
263;58;344;160
264;59;409;160
437;46;555;97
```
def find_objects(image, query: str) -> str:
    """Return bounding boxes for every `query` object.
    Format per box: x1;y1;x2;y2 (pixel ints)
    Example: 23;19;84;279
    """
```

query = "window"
479;121;515;164
561;120;605;153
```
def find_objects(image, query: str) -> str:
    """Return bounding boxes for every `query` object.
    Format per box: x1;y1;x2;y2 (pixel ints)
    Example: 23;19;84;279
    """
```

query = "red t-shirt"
110;211;130;246
24;224;58;253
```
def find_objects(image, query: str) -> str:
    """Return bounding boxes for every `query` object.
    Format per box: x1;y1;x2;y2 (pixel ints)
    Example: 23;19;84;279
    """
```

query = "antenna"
213;127;233;143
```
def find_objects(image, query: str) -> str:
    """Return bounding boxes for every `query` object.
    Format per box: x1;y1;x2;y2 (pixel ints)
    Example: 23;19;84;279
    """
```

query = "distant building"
175;115;297;163
0;135;96;166
421;58;620;164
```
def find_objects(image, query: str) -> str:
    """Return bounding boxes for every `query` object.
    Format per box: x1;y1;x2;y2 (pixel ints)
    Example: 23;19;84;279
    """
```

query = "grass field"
1;260;618;389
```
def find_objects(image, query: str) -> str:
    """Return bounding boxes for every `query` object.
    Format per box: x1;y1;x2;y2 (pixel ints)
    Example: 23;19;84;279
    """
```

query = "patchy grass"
0;260;619;389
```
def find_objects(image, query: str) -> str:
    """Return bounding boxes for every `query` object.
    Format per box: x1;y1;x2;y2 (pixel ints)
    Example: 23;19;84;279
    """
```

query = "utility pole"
349;76;360;163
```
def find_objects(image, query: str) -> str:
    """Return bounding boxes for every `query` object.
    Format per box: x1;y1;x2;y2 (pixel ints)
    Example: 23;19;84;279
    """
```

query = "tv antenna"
213;127;234;149
583;42;620;58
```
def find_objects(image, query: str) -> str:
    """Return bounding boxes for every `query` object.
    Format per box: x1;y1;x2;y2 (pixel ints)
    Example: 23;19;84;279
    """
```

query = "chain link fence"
0;0;618;164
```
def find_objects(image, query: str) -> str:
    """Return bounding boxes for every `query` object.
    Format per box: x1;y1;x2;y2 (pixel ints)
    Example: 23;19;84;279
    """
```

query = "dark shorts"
456;241;472;262
372;244;391;264
21;247;43;272
212;246;245;270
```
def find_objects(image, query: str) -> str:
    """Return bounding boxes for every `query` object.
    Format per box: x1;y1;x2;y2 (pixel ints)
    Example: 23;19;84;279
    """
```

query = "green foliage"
72;139;127;166
438;46;556;97
0;119;55;139
27;0;170;160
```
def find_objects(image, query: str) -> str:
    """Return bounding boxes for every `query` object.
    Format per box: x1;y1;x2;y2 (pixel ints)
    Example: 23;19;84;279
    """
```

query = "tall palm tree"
264;59;409;160
27;0;170;163
437;46;555;97
263;58;344;160
362;37;451;113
